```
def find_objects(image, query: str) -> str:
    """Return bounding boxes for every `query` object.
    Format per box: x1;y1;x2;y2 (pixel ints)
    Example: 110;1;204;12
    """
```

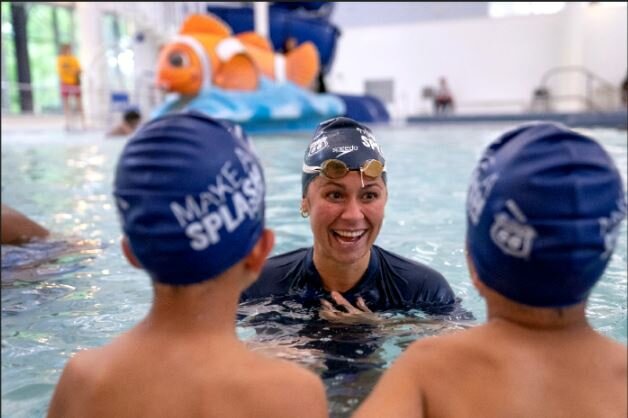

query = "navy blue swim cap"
466;122;626;307
302;117;386;196
113;111;265;285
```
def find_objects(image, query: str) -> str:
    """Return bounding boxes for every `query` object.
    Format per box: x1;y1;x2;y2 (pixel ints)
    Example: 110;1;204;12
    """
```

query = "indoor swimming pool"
2;122;626;418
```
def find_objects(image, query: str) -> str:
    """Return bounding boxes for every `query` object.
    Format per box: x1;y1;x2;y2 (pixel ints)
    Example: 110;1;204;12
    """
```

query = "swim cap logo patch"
169;147;264;251
308;135;328;156
333;145;358;158
490;200;536;259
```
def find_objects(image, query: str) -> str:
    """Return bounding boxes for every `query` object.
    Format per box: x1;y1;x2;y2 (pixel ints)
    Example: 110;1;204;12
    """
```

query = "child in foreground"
47;111;328;418
354;122;627;418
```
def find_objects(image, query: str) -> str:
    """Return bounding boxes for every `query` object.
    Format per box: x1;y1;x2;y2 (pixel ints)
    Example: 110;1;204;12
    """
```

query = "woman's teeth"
334;230;365;240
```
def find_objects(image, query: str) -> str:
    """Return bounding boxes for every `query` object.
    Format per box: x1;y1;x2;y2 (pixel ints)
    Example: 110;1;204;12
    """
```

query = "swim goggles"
302;159;385;187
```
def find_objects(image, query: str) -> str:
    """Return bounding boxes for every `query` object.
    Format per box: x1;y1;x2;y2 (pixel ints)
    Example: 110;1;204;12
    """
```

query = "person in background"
433;77;454;115
47;111;328;418
1;204;103;284
56;43;85;131
1;204;49;245
242;117;457;322
353;122;627;418
107;106;142;137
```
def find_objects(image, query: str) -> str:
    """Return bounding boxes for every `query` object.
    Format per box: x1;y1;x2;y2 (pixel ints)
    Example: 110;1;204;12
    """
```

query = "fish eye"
168;52;188;68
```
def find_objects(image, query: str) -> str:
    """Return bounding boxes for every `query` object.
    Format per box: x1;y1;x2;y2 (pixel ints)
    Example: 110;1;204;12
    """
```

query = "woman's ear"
300;197;310;218
121;236;142;269
244;229;275;273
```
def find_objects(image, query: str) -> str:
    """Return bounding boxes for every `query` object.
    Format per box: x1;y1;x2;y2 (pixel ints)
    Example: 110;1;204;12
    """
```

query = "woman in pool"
242;117;456;319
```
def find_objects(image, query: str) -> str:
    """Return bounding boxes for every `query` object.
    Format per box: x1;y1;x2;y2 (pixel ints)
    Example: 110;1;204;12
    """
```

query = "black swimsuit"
242;245;457;314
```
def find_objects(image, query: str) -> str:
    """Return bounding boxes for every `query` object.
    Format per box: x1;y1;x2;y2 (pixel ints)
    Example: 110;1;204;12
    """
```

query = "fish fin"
285;41;320;88
180;14;231;38
214;54;258;91
236;32;273;52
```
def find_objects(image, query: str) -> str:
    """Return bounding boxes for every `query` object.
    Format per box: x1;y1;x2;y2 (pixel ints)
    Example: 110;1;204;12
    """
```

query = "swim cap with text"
466;122;626;307
114;111;265;285
302;117;386;196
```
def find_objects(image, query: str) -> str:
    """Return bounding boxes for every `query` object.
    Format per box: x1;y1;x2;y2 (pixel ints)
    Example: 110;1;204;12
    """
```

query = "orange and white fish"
156;14;320;95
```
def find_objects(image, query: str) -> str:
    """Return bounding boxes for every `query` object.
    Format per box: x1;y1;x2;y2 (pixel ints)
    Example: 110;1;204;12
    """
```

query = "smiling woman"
241;117;457;316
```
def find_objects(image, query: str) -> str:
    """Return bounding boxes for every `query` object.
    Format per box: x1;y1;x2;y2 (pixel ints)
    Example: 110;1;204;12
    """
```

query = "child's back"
47;112;328;418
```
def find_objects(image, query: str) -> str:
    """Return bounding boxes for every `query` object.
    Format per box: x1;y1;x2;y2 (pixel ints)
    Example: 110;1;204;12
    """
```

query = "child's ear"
121;236;142;269
465;249;485;296
244;229;275;273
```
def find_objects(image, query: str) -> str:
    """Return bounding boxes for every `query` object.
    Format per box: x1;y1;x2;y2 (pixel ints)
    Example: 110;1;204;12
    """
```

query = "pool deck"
407;109;628;129
3;110;627;134
1;114;67;133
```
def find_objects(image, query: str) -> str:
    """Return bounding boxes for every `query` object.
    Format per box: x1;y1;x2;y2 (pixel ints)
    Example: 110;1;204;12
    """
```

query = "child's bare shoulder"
235;354;327;417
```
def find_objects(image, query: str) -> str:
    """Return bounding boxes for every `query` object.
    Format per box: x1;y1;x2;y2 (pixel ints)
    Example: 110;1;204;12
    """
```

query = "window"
27;4;62;112
588;2;628;7
1;3;76;113
488;2;566;18
1;2;19;112
103;13;135;94
365;80;394;104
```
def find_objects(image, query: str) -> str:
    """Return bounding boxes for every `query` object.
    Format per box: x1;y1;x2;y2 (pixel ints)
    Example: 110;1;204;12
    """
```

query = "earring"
300;207;309;218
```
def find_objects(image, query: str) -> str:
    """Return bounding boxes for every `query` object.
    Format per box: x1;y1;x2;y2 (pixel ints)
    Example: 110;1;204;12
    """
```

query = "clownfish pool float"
156;14;320;95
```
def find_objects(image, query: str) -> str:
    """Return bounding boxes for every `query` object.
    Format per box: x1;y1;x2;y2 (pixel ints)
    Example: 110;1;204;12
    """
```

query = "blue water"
1;123;626;418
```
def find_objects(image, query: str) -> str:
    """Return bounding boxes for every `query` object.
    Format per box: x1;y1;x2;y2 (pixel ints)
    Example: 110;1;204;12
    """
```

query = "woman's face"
302;171;387;266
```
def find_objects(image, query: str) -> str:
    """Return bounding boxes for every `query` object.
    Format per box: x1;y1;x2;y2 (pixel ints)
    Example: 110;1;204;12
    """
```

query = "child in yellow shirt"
57;43;84;130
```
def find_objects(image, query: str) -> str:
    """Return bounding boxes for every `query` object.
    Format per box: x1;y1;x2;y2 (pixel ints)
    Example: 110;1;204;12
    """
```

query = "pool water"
2;123;626;418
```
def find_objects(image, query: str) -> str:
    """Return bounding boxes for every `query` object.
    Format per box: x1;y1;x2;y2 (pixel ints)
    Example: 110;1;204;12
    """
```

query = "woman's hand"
319;291;382;326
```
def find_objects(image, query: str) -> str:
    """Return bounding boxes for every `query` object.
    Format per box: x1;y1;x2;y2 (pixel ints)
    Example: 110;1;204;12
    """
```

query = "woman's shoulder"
372;245;457;308
373;245;445;279
241;247;312;300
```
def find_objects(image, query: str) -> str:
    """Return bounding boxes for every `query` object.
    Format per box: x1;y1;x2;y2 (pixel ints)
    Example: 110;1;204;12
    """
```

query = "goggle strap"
302;163;322;174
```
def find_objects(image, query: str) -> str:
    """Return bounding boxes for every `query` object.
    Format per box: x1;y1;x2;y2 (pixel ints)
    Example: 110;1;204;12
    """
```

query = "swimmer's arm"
352;349;426;418
1;204;49;244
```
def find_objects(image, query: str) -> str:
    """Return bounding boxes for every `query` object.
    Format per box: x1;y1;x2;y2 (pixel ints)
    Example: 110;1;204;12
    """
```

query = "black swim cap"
301;117;386;196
